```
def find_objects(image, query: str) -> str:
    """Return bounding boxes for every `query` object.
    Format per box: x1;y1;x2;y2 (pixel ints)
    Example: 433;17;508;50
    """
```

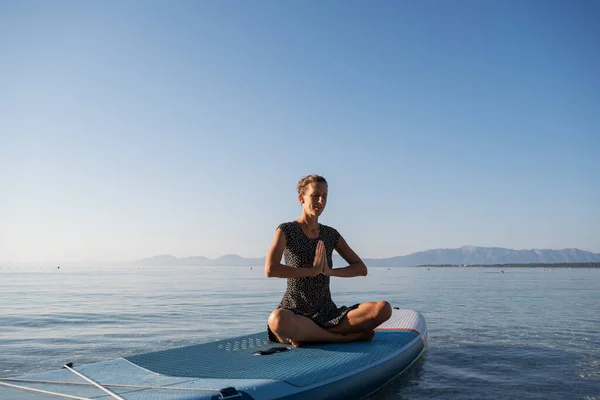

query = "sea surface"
1;265;599;399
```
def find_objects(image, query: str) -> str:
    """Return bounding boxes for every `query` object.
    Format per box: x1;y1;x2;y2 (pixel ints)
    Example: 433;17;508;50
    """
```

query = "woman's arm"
264;228;321;278
329;236;368;277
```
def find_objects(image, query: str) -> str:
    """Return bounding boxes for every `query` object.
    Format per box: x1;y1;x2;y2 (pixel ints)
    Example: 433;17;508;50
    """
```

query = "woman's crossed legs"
268;301;392;347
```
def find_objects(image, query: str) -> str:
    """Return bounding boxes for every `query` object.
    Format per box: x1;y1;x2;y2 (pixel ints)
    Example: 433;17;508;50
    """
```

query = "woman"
265;174;392;347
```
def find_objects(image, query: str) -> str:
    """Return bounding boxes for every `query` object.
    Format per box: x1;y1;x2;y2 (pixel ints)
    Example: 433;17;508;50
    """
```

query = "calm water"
1;265;599;399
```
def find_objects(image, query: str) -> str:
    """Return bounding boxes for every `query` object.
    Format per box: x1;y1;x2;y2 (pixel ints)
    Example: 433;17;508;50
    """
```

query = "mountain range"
135;246;600;267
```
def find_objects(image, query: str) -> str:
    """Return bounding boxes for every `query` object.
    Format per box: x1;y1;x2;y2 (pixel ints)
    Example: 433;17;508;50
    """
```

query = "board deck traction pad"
126;307;425;387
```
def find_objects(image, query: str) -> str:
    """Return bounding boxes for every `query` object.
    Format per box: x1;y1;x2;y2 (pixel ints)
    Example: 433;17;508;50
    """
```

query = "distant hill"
135;246;600;267
357;246;600;267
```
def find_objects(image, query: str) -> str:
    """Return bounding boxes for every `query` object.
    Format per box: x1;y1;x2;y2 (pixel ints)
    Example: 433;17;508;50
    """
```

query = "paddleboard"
0;308;427;399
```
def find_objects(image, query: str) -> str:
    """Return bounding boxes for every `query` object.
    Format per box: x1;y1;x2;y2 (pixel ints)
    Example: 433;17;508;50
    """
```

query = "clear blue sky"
1;0;599;263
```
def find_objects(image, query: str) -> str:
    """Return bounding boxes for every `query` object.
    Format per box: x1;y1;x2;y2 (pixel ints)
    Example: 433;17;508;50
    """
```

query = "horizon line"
2;245;599;265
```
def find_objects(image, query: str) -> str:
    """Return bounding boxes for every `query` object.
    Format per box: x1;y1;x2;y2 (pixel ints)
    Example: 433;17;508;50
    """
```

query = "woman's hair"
297;174;327;194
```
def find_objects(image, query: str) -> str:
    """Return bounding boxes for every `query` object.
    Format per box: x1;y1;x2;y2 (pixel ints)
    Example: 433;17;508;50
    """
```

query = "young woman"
265;174;392;347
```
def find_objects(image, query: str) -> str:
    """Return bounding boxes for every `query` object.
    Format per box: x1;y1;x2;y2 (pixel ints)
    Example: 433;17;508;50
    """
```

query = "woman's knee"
374;301;392;323
268;309;295;334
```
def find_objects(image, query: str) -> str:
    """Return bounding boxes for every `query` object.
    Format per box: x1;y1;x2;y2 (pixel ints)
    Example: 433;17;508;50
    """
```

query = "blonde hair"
297;174;327;194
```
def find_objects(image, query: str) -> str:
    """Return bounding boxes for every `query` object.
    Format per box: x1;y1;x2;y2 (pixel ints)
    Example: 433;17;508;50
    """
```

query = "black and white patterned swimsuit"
267;221;359;342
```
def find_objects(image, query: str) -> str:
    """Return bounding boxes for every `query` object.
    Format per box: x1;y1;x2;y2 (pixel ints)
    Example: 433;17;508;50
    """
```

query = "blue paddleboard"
0;309;427;399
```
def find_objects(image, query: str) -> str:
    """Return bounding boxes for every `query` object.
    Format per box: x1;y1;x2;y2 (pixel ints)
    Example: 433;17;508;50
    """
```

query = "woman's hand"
312;240;331;276
311;240;324;276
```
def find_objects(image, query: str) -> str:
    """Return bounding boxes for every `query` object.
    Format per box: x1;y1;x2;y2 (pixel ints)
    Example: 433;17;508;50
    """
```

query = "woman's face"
300;182;328;216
